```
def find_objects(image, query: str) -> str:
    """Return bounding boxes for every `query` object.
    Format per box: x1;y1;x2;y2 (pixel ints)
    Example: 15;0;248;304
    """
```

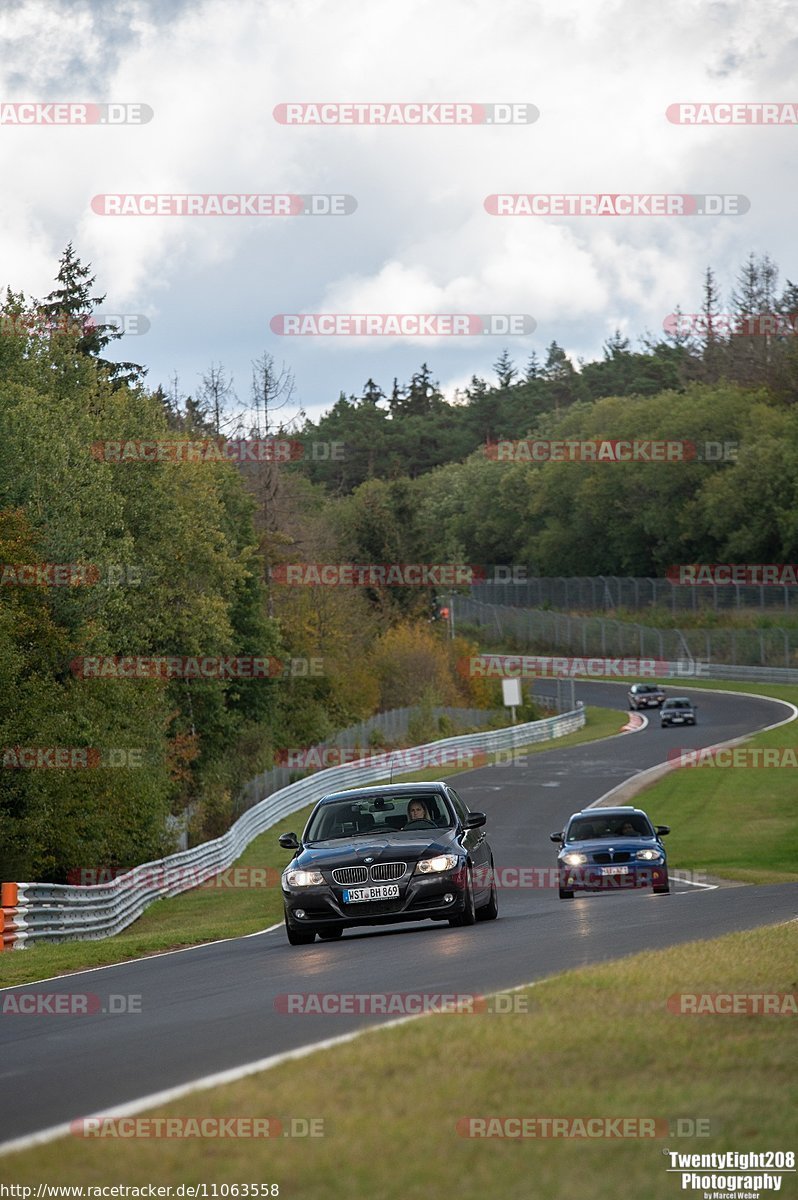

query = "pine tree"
493;348;517;389
38;242;145;386
525;350;541;381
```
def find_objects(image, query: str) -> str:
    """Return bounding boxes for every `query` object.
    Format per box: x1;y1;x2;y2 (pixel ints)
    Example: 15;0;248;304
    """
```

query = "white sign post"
502;678;523;724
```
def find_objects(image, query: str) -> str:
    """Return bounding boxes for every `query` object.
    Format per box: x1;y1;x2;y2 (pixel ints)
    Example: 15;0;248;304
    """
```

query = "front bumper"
282;868;469;929
559;863;668;892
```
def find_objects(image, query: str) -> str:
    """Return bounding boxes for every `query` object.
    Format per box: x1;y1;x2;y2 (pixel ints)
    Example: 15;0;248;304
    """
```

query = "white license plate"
671;716;685;722
601;866;629;875
342;884;400;903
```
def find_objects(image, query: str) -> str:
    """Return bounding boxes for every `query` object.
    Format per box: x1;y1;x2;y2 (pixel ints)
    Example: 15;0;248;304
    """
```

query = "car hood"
293;833;456;868
560;837;663;855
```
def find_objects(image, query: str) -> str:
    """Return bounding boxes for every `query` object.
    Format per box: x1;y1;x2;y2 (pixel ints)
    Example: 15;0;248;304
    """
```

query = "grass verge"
629;682;798;883
4;922;796;1198
0;708;623;987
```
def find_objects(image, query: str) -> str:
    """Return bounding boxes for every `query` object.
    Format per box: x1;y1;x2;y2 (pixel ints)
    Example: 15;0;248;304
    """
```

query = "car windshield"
666;699;691;708
305;794;454;841
567;816;653;840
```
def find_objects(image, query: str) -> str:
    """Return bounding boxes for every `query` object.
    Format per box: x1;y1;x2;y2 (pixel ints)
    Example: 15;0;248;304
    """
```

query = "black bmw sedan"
278;782;498;945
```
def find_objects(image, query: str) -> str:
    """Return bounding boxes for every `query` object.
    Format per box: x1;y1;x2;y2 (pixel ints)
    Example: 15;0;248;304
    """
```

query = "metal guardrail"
0;707;585;949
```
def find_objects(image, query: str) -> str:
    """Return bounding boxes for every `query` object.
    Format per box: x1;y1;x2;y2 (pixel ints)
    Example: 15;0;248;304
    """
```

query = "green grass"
631;683;798;882
4;922;796;1198
0;708;623;987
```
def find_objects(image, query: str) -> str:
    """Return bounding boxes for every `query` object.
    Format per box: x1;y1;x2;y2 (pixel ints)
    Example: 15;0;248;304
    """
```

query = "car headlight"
635;849;662;861
284;868;325;887
562;852;587;866
415;854;458;874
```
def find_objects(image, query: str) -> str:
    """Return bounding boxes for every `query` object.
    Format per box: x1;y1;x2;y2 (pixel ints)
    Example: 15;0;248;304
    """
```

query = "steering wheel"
404;818;436;829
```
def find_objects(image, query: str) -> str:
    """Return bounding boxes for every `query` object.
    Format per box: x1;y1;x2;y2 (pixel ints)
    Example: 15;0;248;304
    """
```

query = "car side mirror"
278;831;300;849
466;811;486;828
550;832;563;843
655;825;670;837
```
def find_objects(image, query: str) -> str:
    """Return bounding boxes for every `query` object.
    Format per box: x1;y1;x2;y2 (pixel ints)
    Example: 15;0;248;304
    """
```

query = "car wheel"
477;863;499;921
559;887;574;900
317;926;343;940
653;882;670;894
449;866;477;927
285;914;317;945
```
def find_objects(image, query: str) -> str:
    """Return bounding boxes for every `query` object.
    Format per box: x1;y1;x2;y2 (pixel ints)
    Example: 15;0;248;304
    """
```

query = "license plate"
601;866;629;875
342;884;400;903
671;716;685;722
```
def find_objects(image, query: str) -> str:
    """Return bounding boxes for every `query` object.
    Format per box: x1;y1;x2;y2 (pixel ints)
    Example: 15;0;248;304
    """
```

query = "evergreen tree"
38;242;145;386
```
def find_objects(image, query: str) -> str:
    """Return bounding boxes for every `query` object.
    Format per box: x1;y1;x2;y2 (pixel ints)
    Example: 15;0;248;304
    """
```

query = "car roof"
664;696;692;703
319;781;450;804
568;807;650;819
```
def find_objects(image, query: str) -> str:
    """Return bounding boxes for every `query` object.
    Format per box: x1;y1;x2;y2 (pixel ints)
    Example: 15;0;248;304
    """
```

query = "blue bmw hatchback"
551;806;670;898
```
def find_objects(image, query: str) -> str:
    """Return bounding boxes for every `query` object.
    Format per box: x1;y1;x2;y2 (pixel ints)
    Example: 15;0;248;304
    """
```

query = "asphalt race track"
2;682;796;1147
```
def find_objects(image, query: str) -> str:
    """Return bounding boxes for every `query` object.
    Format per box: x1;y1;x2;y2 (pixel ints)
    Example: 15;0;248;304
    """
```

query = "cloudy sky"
1;0;796;425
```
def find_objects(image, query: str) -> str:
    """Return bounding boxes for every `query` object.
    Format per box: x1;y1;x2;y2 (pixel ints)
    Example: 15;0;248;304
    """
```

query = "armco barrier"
0;707;585;949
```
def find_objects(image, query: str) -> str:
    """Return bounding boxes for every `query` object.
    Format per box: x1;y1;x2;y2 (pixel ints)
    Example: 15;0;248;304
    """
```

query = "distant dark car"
628;683;666;710
278;782;498;945
551;806;670;898
660;696;697;726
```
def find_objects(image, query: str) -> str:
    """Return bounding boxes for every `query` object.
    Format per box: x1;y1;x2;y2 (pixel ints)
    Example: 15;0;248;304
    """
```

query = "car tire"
477;863;499;921
449;866;477;927
317;926;343;940
285;916;317;945
559;887;574;900
653;882;670;894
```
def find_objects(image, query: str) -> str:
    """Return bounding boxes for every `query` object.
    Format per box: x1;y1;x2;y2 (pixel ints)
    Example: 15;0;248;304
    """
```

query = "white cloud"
0;0;795;416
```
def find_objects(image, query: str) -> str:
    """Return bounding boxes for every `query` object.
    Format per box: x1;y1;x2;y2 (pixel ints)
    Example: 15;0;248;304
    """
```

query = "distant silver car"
660;696;697;726
628;683;665;710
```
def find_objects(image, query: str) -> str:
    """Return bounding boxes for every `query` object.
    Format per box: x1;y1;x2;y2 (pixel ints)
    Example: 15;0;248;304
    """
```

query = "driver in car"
405;799;431;825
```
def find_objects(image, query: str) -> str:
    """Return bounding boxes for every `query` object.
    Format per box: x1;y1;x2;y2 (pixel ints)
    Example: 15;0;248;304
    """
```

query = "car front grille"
331;862;407;885
593;851;632;864
370;861;406;882
332;866;368;885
